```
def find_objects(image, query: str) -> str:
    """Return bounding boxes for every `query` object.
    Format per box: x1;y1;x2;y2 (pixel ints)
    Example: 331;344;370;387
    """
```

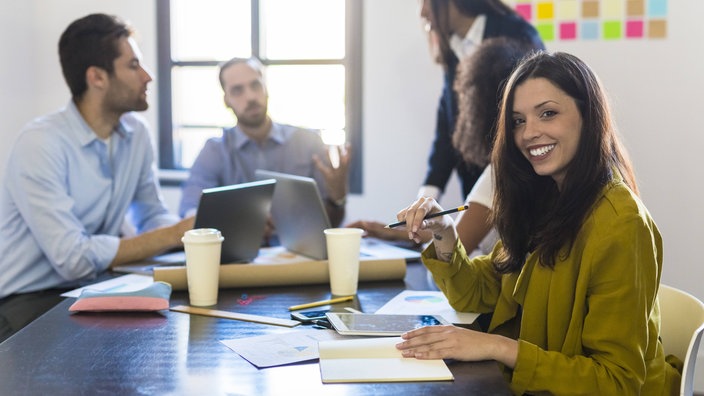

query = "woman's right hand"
345;220;430;244
396;197;456;246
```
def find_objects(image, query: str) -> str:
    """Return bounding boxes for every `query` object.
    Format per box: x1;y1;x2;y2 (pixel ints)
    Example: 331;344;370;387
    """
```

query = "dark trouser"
0;290;66;343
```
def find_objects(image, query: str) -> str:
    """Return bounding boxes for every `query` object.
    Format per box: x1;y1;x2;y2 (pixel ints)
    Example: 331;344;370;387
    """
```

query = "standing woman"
396;51;680;394
417;0;544;201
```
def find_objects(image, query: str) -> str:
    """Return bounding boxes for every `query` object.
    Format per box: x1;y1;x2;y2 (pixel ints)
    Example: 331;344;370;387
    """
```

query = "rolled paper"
154;257;407;291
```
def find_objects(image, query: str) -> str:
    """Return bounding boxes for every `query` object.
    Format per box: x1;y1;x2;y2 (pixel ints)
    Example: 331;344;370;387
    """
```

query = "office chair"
659;284;704;396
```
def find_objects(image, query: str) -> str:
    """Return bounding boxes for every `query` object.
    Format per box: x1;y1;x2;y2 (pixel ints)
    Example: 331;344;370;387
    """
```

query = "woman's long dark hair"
452;37;533;167
490;51;638;274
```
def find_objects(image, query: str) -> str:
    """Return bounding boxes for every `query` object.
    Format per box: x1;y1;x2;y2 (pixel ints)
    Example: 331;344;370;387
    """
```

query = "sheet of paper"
221;329;340;368
61;274;154;298
359;238;421;260
375;290;479;324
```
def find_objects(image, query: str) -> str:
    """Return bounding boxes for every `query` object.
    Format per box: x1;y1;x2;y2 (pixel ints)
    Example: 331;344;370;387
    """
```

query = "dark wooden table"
0;261;510;395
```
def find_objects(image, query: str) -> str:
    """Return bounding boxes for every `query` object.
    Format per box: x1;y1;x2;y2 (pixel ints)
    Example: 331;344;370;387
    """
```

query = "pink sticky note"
626;20;644;38
516;4;532;21
560;22;577;40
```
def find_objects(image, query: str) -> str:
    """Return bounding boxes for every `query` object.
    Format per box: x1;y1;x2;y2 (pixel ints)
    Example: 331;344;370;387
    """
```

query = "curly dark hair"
452;37;534;167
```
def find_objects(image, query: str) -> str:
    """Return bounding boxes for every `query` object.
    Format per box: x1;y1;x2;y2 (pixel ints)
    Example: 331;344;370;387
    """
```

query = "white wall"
2;0;703;388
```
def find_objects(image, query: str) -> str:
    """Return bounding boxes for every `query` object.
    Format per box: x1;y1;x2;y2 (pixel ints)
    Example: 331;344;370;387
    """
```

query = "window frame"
155;0;363;193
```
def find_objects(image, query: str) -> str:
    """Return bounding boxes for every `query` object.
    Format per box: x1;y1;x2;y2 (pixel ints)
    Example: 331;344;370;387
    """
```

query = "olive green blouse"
422;178;681;395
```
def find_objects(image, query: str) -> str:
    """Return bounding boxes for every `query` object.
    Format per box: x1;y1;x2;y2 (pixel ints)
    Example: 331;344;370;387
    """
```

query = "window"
156;0;362;192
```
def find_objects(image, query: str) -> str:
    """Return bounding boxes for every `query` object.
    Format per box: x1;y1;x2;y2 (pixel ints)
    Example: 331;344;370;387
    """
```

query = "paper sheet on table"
153;253;406;291
61;274;153;298
375;290;479;324
221;329;342;368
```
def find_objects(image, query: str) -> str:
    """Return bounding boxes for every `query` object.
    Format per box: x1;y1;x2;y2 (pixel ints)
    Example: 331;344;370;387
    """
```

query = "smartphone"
290;309;330;323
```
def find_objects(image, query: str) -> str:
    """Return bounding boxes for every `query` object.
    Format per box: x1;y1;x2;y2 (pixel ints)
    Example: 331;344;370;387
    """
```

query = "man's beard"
236;103;268;128
104;85;149;113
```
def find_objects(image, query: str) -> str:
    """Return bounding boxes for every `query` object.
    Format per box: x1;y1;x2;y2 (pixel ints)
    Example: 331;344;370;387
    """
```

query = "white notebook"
318;337;454;383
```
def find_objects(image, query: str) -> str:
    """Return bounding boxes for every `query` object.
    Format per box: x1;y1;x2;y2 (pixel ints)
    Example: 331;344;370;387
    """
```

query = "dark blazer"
422;12;544;199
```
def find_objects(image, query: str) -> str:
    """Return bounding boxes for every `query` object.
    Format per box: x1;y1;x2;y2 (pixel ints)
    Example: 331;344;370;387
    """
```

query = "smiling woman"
510;77;583;190
393;51;680;395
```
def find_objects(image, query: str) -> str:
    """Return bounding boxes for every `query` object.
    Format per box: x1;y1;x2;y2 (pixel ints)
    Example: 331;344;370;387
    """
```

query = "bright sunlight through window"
164;0;349;169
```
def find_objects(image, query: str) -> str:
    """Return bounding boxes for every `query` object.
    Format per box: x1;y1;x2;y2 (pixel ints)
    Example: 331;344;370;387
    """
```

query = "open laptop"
113;179;275;274
254;169;420;261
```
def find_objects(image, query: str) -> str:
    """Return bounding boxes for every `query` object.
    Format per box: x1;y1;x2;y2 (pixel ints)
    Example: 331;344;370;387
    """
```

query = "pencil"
384;204;469;229
288;295;354;311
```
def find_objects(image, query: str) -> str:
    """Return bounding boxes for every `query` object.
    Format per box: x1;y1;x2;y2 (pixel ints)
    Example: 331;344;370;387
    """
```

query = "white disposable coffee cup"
324;228;364;296
182;228;224;306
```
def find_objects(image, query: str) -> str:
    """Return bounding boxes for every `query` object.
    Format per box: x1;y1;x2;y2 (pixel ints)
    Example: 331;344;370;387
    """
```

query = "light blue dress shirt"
0;101;178;297
179;123;330;217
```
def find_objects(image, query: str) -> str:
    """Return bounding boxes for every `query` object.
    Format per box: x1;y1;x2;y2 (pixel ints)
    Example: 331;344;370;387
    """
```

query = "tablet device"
325;313;451;336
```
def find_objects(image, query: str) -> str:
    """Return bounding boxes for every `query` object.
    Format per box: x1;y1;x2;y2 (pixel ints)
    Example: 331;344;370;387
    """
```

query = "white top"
449;14;487;59
466;164;493;209
465;165;498;257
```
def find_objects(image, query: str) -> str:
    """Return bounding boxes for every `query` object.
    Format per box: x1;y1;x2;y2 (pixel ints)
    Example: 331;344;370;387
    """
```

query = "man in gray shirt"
179;57;349;228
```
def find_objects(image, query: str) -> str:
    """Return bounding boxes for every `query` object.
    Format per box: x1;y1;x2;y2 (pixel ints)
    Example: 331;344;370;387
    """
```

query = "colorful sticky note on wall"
602;20;622;39
503;0;668;40
559;22;577;40
625;20;644;38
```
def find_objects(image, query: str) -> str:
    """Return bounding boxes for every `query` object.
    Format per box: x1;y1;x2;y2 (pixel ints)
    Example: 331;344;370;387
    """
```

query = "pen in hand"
385;204;469;229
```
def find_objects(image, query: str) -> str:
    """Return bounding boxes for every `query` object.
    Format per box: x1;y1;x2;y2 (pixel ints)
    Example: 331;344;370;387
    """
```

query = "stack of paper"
318;337;454;383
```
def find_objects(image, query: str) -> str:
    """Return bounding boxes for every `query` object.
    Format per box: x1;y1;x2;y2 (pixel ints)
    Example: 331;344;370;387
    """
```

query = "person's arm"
396;197;456;261
421;69;458;197
6;131;118;279
455;165;494;253
395;240;514;364
347;162;495;247
110;216;194;267
313;144;350;228
179;139;225;218
324;200;346;228
509;211;661;395
128;135;181;232
397;325;518;368
455;202;492;253
345;220;432;245
403;202;663;394
113;135;196;266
